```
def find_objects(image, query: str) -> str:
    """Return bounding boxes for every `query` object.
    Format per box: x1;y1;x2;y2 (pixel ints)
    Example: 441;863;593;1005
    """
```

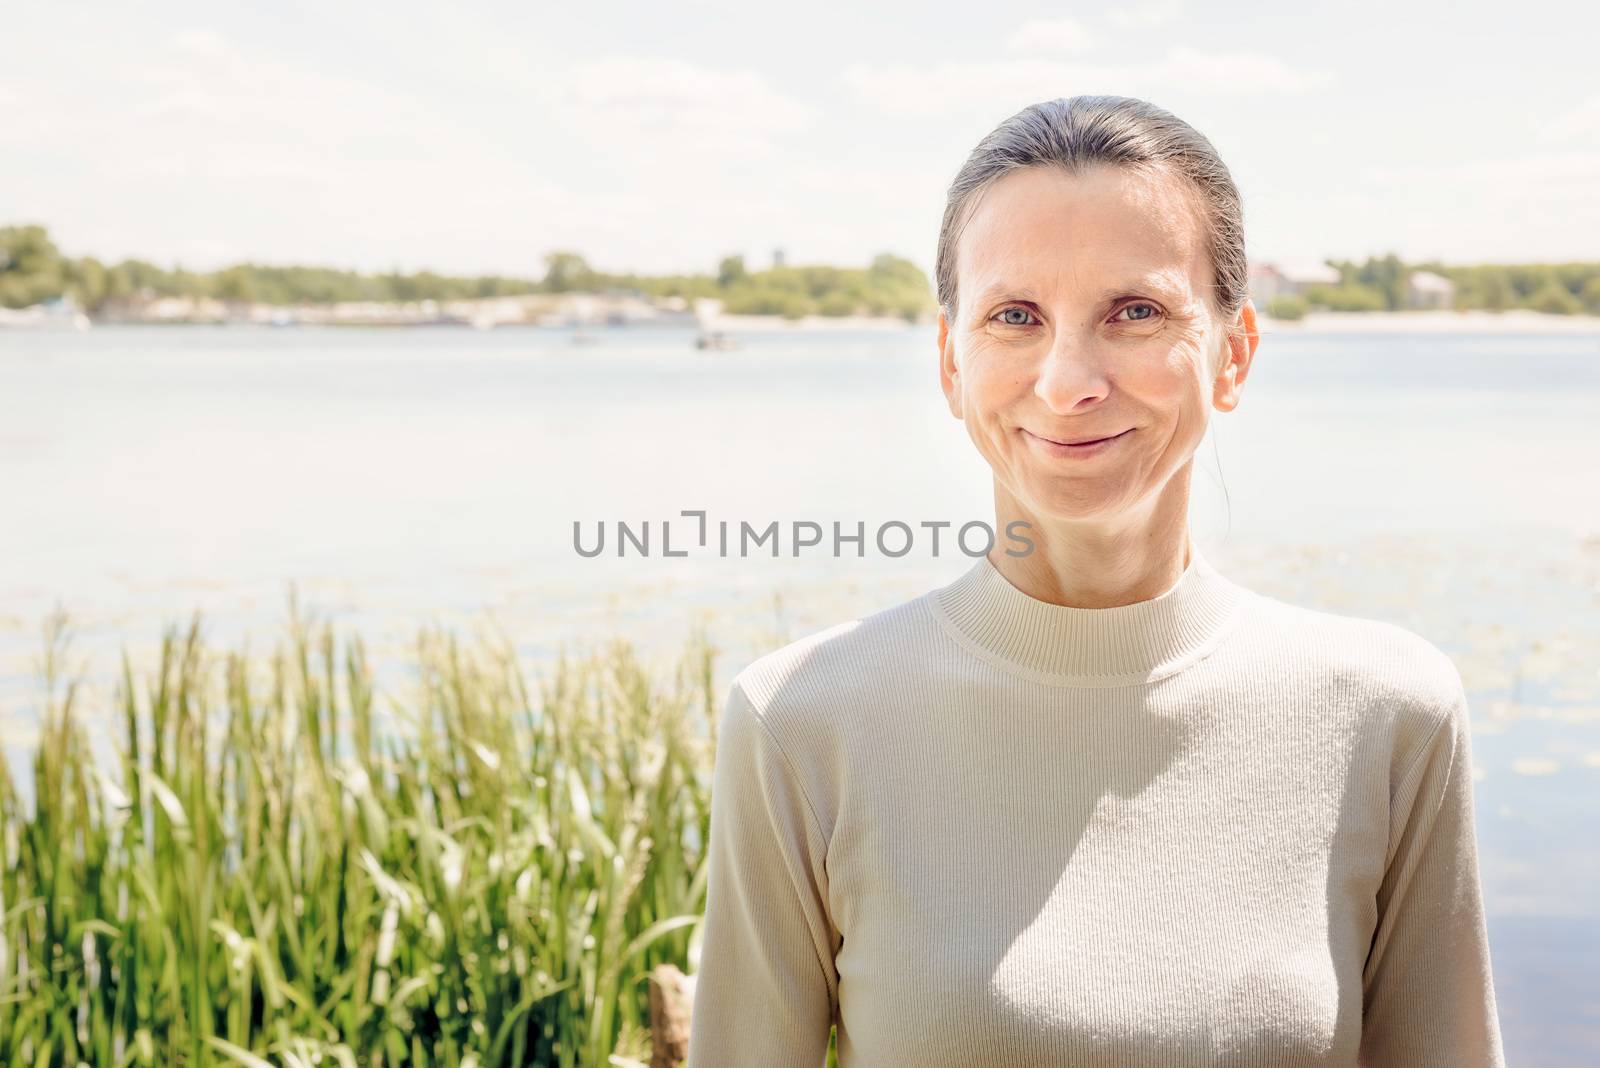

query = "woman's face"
938;163;1256;526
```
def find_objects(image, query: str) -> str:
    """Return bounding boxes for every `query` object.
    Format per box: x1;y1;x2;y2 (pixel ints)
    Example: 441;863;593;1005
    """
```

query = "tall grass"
0;604;724;1067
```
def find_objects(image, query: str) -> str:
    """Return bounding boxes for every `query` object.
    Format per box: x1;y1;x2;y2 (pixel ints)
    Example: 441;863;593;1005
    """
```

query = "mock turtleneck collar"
926;539;1248;686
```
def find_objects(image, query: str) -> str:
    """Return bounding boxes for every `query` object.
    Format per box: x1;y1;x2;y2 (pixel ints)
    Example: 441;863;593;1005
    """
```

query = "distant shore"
5;306;1600;336
1257;309;1600;335
714;308;1600;335
713;309;1600;334
698;312;921;332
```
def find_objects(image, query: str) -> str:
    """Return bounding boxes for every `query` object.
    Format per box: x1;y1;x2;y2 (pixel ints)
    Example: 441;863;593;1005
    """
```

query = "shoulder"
1242;589;1463;690
730;592;933;730
1237;589;1469;752
720;592;933;806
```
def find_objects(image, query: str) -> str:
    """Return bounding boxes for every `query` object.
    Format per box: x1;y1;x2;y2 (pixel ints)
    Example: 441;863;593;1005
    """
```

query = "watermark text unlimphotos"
573;512;1037;558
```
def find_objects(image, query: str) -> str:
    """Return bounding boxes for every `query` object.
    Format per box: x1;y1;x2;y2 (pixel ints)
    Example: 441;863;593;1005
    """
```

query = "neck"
928;535;1247;685
990;474;1195;610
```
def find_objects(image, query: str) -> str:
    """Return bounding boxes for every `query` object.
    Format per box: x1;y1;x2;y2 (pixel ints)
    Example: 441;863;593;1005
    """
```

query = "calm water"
2;323;1598;1060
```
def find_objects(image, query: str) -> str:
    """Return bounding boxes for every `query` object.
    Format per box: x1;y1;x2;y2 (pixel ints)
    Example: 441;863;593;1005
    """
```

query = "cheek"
956;346;1027;415
1145;336;1214;402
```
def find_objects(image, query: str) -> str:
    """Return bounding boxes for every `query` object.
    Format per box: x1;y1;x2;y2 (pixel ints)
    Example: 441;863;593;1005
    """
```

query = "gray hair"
934;95;1248;336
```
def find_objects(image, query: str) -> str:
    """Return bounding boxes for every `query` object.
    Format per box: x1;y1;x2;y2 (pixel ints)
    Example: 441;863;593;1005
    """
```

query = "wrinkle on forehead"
969;264;1194;310
956;163;1210;313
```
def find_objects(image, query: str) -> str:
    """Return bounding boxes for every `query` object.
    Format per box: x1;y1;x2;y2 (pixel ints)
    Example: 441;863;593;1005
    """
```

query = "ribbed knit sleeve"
686;681;839;1068
1359;664;1505;1066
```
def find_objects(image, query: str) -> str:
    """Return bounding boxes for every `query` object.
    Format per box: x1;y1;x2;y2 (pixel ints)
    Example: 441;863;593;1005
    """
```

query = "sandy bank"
703;309;1600;335
699;313;921;332
1258;309;1600;335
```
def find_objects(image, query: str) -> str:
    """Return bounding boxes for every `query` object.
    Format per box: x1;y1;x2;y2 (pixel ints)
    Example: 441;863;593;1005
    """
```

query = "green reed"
0;605;725;1067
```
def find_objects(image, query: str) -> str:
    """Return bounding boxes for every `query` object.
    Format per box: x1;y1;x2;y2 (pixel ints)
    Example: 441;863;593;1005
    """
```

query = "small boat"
694;330;739;351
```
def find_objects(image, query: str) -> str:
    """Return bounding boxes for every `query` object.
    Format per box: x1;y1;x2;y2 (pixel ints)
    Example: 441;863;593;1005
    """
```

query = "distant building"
772;247;786;269
0;294;91;330
143;294;228;323
1248;261;1342;304
1405;270;1455;310
693;297;725;326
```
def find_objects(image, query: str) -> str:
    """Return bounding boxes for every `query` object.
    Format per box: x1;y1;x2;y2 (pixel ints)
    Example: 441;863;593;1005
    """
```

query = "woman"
685;95;1503;1066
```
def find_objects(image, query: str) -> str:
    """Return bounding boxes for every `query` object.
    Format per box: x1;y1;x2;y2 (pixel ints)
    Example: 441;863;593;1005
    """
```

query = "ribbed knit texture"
685;540;1505;1067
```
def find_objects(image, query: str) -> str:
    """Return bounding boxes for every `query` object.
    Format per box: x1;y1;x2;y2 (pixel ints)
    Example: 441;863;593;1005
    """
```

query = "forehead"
957;163;1207;303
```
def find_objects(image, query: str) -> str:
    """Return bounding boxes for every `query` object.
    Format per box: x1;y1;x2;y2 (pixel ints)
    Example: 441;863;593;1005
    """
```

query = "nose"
1033;330;1111;413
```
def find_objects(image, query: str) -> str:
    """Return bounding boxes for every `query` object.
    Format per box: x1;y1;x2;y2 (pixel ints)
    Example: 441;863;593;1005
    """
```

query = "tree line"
1266;252;1600;318
8;225;1597;322
0;225;935;321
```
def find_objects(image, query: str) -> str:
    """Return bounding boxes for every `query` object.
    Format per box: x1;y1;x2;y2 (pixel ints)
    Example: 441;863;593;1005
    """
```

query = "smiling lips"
1028;427;1132;447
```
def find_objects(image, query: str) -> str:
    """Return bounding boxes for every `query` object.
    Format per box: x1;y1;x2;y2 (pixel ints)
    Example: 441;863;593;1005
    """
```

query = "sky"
4;0;1598;280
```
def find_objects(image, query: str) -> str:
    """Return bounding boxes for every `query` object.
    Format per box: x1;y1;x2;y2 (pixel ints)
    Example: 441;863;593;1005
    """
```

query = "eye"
991;305;1038;327
1114;301;1163;324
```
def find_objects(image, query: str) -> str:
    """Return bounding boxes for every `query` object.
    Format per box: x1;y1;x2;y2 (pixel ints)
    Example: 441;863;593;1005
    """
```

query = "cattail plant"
0;603;722;1067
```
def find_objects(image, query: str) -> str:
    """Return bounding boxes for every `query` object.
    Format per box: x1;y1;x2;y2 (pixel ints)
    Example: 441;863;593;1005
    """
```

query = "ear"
937;308;963;419
1212;299;1259;413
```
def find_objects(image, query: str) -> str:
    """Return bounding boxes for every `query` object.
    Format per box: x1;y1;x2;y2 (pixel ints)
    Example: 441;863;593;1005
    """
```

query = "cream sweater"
686;541;1504;1066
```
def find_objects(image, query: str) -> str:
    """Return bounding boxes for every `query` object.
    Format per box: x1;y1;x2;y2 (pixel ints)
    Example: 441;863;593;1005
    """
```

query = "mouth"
1024;427;1133;448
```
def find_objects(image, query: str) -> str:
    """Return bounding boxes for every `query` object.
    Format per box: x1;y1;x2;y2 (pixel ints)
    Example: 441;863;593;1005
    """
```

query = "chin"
1020;483;1130;520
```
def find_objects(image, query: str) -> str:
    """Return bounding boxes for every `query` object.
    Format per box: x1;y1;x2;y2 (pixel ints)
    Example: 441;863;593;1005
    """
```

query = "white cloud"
1360;151;1600;189
1106;1;1186;29
12;28;497;182
169;26;231;58
1006;18;1098;55
1160;46;1331;92
843;48;1330;118
0;29;630;271
1537;93;1600;142
2;4;1590;275
552;56;814;151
